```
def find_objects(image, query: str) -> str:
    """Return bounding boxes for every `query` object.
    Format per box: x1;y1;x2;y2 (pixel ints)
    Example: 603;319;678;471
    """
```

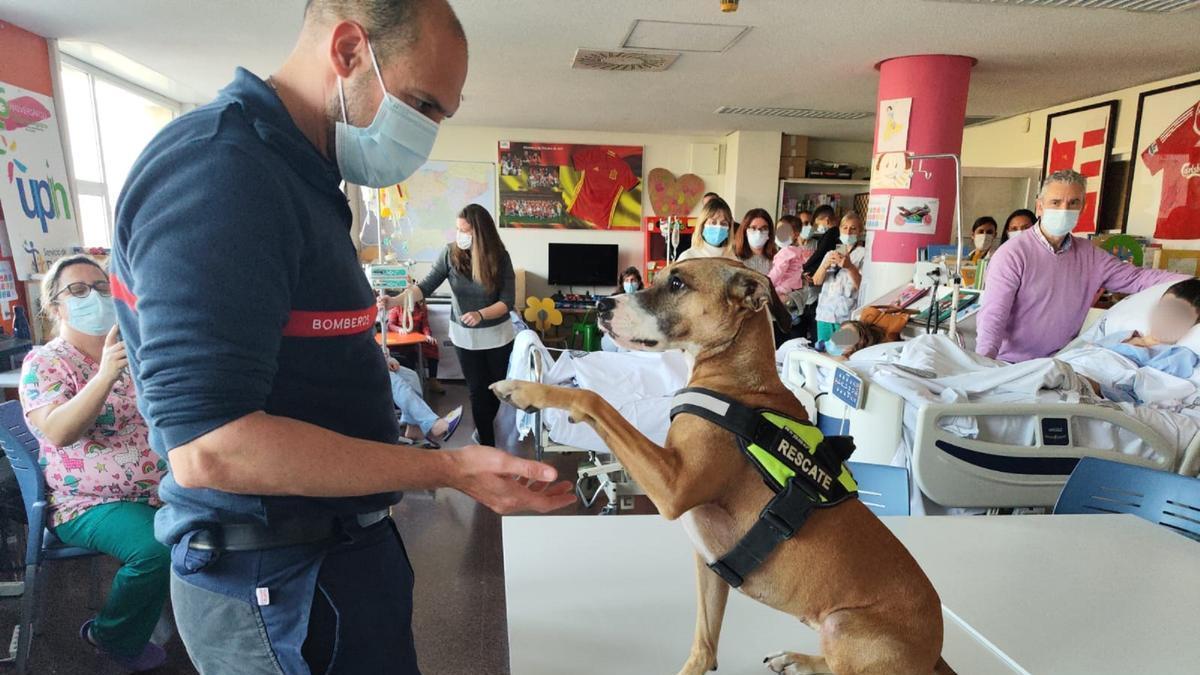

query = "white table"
0;368;21;389
503;514;1200;675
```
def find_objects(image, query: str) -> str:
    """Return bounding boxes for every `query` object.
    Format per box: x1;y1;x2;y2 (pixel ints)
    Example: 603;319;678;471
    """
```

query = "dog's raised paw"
763;651;832;675
490;380;542;413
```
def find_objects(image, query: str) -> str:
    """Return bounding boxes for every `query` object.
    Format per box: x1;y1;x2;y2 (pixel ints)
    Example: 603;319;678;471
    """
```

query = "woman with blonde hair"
386;204;515;446
20;255;169;671
677;196;736;262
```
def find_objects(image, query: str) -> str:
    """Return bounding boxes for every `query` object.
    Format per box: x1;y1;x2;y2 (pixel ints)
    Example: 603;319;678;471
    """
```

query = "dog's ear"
724;265;774;315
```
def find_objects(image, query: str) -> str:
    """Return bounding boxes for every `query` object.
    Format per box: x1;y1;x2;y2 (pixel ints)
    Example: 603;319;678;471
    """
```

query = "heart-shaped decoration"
647;168;706;218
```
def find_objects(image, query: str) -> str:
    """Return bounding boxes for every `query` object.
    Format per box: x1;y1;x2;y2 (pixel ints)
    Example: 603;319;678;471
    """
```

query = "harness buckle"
761;510;795;539
707;559;745;588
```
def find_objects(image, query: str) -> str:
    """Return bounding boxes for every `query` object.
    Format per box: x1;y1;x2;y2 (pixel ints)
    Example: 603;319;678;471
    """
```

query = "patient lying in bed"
1078;278;1200;404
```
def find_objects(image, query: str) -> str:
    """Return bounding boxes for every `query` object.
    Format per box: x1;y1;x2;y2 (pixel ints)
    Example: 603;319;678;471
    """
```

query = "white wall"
962;69;1200;168
723;130;783;220
429;125;725;298
429;125;793;298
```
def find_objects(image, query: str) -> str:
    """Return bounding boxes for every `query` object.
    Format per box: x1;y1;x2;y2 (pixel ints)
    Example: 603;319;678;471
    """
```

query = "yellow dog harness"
670;387;858;588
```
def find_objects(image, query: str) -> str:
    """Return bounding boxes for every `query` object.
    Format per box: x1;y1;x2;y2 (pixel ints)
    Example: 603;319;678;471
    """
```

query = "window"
58;58;179;248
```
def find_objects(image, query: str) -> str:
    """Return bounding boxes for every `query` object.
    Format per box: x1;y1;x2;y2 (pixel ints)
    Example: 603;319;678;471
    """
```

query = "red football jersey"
1141;101;1200;240
568;148;638;228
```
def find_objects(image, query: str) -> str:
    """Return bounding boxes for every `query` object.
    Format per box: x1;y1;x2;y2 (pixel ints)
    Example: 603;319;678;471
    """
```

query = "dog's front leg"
676;551;729;675
492;380;690;518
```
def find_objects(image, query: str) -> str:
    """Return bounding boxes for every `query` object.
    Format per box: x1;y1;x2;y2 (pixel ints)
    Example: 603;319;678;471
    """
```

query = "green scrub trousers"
52;501;169;657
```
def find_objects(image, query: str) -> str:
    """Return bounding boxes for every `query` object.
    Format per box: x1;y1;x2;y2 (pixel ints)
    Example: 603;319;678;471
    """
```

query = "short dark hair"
618;266;644;291
812;205;836;223
304;0;465;59
1165;278;1200;317
972;216;998;233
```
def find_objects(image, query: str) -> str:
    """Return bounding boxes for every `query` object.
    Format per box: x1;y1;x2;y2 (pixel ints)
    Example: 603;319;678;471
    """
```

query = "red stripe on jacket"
110;274;139;311
282;307;376;338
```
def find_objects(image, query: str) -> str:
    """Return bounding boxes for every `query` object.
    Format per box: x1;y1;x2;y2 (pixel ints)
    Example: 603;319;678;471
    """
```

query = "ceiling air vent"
927;0;1198;12
571;49;679;72
715;106;872;121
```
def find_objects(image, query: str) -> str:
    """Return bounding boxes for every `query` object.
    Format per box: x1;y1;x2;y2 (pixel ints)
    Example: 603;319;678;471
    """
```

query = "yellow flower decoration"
523;296;563;333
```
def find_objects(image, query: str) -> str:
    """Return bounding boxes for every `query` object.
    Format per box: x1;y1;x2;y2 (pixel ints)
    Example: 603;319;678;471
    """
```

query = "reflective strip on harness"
670;388;857;503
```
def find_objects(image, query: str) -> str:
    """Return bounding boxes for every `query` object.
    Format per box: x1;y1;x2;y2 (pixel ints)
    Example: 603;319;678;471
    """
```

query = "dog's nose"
596;297;615;320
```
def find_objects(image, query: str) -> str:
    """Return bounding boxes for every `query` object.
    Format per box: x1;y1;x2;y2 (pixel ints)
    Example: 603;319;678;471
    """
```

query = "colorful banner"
498;141;642;229
0;81;80;280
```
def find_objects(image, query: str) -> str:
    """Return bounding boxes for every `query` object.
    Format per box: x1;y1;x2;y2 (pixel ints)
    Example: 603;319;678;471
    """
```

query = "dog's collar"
670;387;858;588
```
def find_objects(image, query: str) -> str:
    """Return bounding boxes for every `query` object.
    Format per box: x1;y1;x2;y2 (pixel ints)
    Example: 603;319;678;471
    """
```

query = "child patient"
1087;278;1200;402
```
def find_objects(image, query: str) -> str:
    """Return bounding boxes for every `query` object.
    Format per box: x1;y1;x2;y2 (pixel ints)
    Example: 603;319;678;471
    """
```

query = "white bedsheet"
516;347;692;456
865;335;1199;475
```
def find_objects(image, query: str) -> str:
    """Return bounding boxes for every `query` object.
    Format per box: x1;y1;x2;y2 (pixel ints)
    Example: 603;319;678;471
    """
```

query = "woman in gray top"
391;204;515;446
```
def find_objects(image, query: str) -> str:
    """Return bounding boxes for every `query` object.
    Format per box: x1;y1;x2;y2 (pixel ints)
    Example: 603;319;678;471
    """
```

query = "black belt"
187;509;391;552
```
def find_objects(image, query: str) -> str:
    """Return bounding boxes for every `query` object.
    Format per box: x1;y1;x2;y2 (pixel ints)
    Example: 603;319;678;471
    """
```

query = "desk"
376;331;429;397
0;368;21;389
503;514;1200;675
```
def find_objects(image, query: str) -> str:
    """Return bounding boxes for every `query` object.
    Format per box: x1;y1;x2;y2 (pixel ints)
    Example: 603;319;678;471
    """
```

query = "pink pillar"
869;55;975;264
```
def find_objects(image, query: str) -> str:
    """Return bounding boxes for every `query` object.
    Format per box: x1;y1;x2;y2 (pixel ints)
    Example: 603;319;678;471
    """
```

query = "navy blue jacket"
111;68;400;544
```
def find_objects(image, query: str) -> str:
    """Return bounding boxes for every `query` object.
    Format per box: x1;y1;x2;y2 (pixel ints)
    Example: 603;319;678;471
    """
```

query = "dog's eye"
669;276;686;293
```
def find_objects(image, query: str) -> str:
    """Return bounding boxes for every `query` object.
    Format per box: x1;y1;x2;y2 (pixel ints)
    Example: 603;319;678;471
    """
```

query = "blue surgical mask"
1039;209;1079;238
622;282;638;294
799;225;813;240
65;290;116;336
702;224;729;247
825;339;844;356
335;40;439;188
840;233;859;246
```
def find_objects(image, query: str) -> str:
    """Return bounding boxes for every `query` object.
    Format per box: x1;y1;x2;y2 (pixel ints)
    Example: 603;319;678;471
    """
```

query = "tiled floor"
0;382;631;674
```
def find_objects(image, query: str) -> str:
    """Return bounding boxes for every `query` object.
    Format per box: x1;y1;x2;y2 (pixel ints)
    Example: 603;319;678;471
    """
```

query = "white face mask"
747;230;770;250
1040;209;1079;238
455;231;473;250
974;233;995;251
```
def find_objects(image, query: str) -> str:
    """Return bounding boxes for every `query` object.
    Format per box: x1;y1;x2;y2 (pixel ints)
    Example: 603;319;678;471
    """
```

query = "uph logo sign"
0;85;73;233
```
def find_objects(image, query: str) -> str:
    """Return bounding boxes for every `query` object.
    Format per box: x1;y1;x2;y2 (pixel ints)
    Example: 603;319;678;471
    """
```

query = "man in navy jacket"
112;1;573;671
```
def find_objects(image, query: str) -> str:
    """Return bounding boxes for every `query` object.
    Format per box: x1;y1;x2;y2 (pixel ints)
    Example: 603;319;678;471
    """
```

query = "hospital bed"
525;348;646;515
782;345;1200;512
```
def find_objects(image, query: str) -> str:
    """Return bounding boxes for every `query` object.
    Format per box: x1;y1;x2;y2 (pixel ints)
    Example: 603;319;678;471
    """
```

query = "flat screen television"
547;243;619;287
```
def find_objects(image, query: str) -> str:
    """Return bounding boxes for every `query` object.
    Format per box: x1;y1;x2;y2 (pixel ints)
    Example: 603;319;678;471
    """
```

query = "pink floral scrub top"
19;338;165;526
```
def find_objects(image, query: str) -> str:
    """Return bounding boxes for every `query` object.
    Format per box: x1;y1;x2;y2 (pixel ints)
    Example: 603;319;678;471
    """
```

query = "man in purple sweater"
976;169;1188;363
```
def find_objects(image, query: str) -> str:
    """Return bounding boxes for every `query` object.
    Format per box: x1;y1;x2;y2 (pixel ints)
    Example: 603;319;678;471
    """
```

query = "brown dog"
493;258;952;675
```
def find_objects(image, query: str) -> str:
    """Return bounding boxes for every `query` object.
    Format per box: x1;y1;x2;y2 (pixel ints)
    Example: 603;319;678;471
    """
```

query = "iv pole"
906;152;964;344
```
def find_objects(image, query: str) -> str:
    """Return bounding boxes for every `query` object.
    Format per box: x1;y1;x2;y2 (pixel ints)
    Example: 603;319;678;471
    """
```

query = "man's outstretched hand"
447;445;576;514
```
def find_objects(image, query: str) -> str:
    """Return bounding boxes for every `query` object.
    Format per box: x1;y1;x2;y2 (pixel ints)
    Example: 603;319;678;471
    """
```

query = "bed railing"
913;402;1175;508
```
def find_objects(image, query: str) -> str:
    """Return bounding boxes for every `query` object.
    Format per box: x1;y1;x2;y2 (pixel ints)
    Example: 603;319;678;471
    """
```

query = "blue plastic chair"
0;399;101;673
816;412;849;438
847;461;910;516
1054;457;1200;541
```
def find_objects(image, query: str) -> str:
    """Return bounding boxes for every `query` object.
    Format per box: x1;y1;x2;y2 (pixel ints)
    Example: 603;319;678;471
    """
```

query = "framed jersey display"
1123;78;1200;240
498;141;643;229
1041;100;1117;235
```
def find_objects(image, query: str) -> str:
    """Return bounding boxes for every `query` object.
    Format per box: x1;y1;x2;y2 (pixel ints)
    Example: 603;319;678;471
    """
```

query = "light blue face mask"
335;40;439;188
65;290;117;337
622;282;638;294
702;224;729;247
840;233;859;246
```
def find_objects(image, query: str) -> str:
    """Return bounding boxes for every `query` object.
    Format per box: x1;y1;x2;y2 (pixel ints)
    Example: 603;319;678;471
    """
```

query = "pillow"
1178;323;1200;354
1094;281;1178;337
